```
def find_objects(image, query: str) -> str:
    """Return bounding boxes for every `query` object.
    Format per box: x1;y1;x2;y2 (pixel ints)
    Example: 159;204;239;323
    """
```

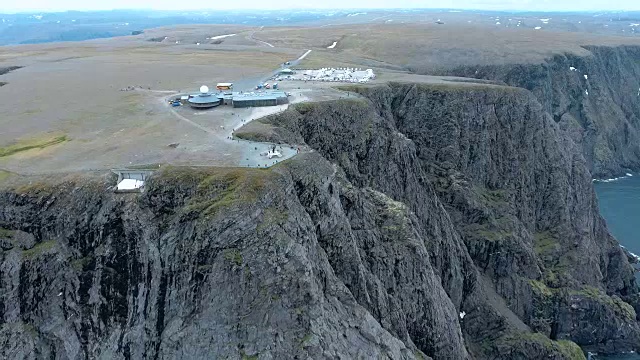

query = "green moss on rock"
0;227;15;239
71;256;93;271
257;207;289;233
464;218;513;242
530;279;553;298
499;332;585;360
223;249;243;267
22;240;57;258
573;286;637;321
534;231;559;255
160;167;276;218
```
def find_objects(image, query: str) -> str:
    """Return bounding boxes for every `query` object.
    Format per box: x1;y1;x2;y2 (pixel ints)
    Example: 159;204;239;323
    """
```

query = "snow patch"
209;33;236;40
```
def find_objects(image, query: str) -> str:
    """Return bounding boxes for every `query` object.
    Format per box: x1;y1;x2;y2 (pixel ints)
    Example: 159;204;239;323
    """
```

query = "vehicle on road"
216;83;233;90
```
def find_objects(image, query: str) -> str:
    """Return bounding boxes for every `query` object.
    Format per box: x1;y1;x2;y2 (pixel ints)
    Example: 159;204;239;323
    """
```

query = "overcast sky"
2;0;638;13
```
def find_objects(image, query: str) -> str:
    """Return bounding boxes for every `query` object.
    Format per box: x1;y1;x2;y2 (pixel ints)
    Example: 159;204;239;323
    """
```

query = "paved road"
246;26;275;48
146;48;322;169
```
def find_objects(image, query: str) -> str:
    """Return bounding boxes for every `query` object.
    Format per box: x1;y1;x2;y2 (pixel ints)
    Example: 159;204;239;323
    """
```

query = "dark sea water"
590;354;640;360
592;174;640;360
595;174;640;264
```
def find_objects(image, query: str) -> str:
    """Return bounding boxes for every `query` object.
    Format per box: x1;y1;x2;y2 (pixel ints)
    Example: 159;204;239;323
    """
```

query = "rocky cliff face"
0;82;638;359
431;45;640;178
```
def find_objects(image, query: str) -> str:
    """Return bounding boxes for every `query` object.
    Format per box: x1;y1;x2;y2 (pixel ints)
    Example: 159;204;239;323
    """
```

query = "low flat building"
188;93;223;109
112;169;155;193
231;91;288;108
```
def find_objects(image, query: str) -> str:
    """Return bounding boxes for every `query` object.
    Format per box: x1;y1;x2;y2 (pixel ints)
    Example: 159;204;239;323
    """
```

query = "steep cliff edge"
238;82;640;355
0;81;638;359
0;168;431;359
430;45;640;178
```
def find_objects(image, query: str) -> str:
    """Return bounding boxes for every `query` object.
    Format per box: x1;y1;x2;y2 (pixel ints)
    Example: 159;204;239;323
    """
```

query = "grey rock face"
437;45;640;178
0;81;638;360
0;171;426;360
240;82;640;356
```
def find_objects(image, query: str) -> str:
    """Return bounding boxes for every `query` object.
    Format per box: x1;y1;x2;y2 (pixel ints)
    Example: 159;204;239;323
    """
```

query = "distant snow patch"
327;41;337;49
209;33;236;40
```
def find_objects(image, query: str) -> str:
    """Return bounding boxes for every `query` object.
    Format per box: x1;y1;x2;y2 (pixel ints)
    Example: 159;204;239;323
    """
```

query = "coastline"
593;173;635;183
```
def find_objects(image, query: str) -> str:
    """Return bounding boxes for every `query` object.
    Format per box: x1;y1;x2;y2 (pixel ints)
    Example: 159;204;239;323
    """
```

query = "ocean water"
595;174;640;263
592;174;640;360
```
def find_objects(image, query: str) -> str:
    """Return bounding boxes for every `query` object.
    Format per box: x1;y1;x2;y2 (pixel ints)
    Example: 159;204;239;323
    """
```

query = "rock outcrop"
1;82;638;359
433;45;640;178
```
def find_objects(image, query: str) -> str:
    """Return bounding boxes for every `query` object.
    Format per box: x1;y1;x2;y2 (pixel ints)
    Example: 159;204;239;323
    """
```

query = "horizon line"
1;7;639;15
